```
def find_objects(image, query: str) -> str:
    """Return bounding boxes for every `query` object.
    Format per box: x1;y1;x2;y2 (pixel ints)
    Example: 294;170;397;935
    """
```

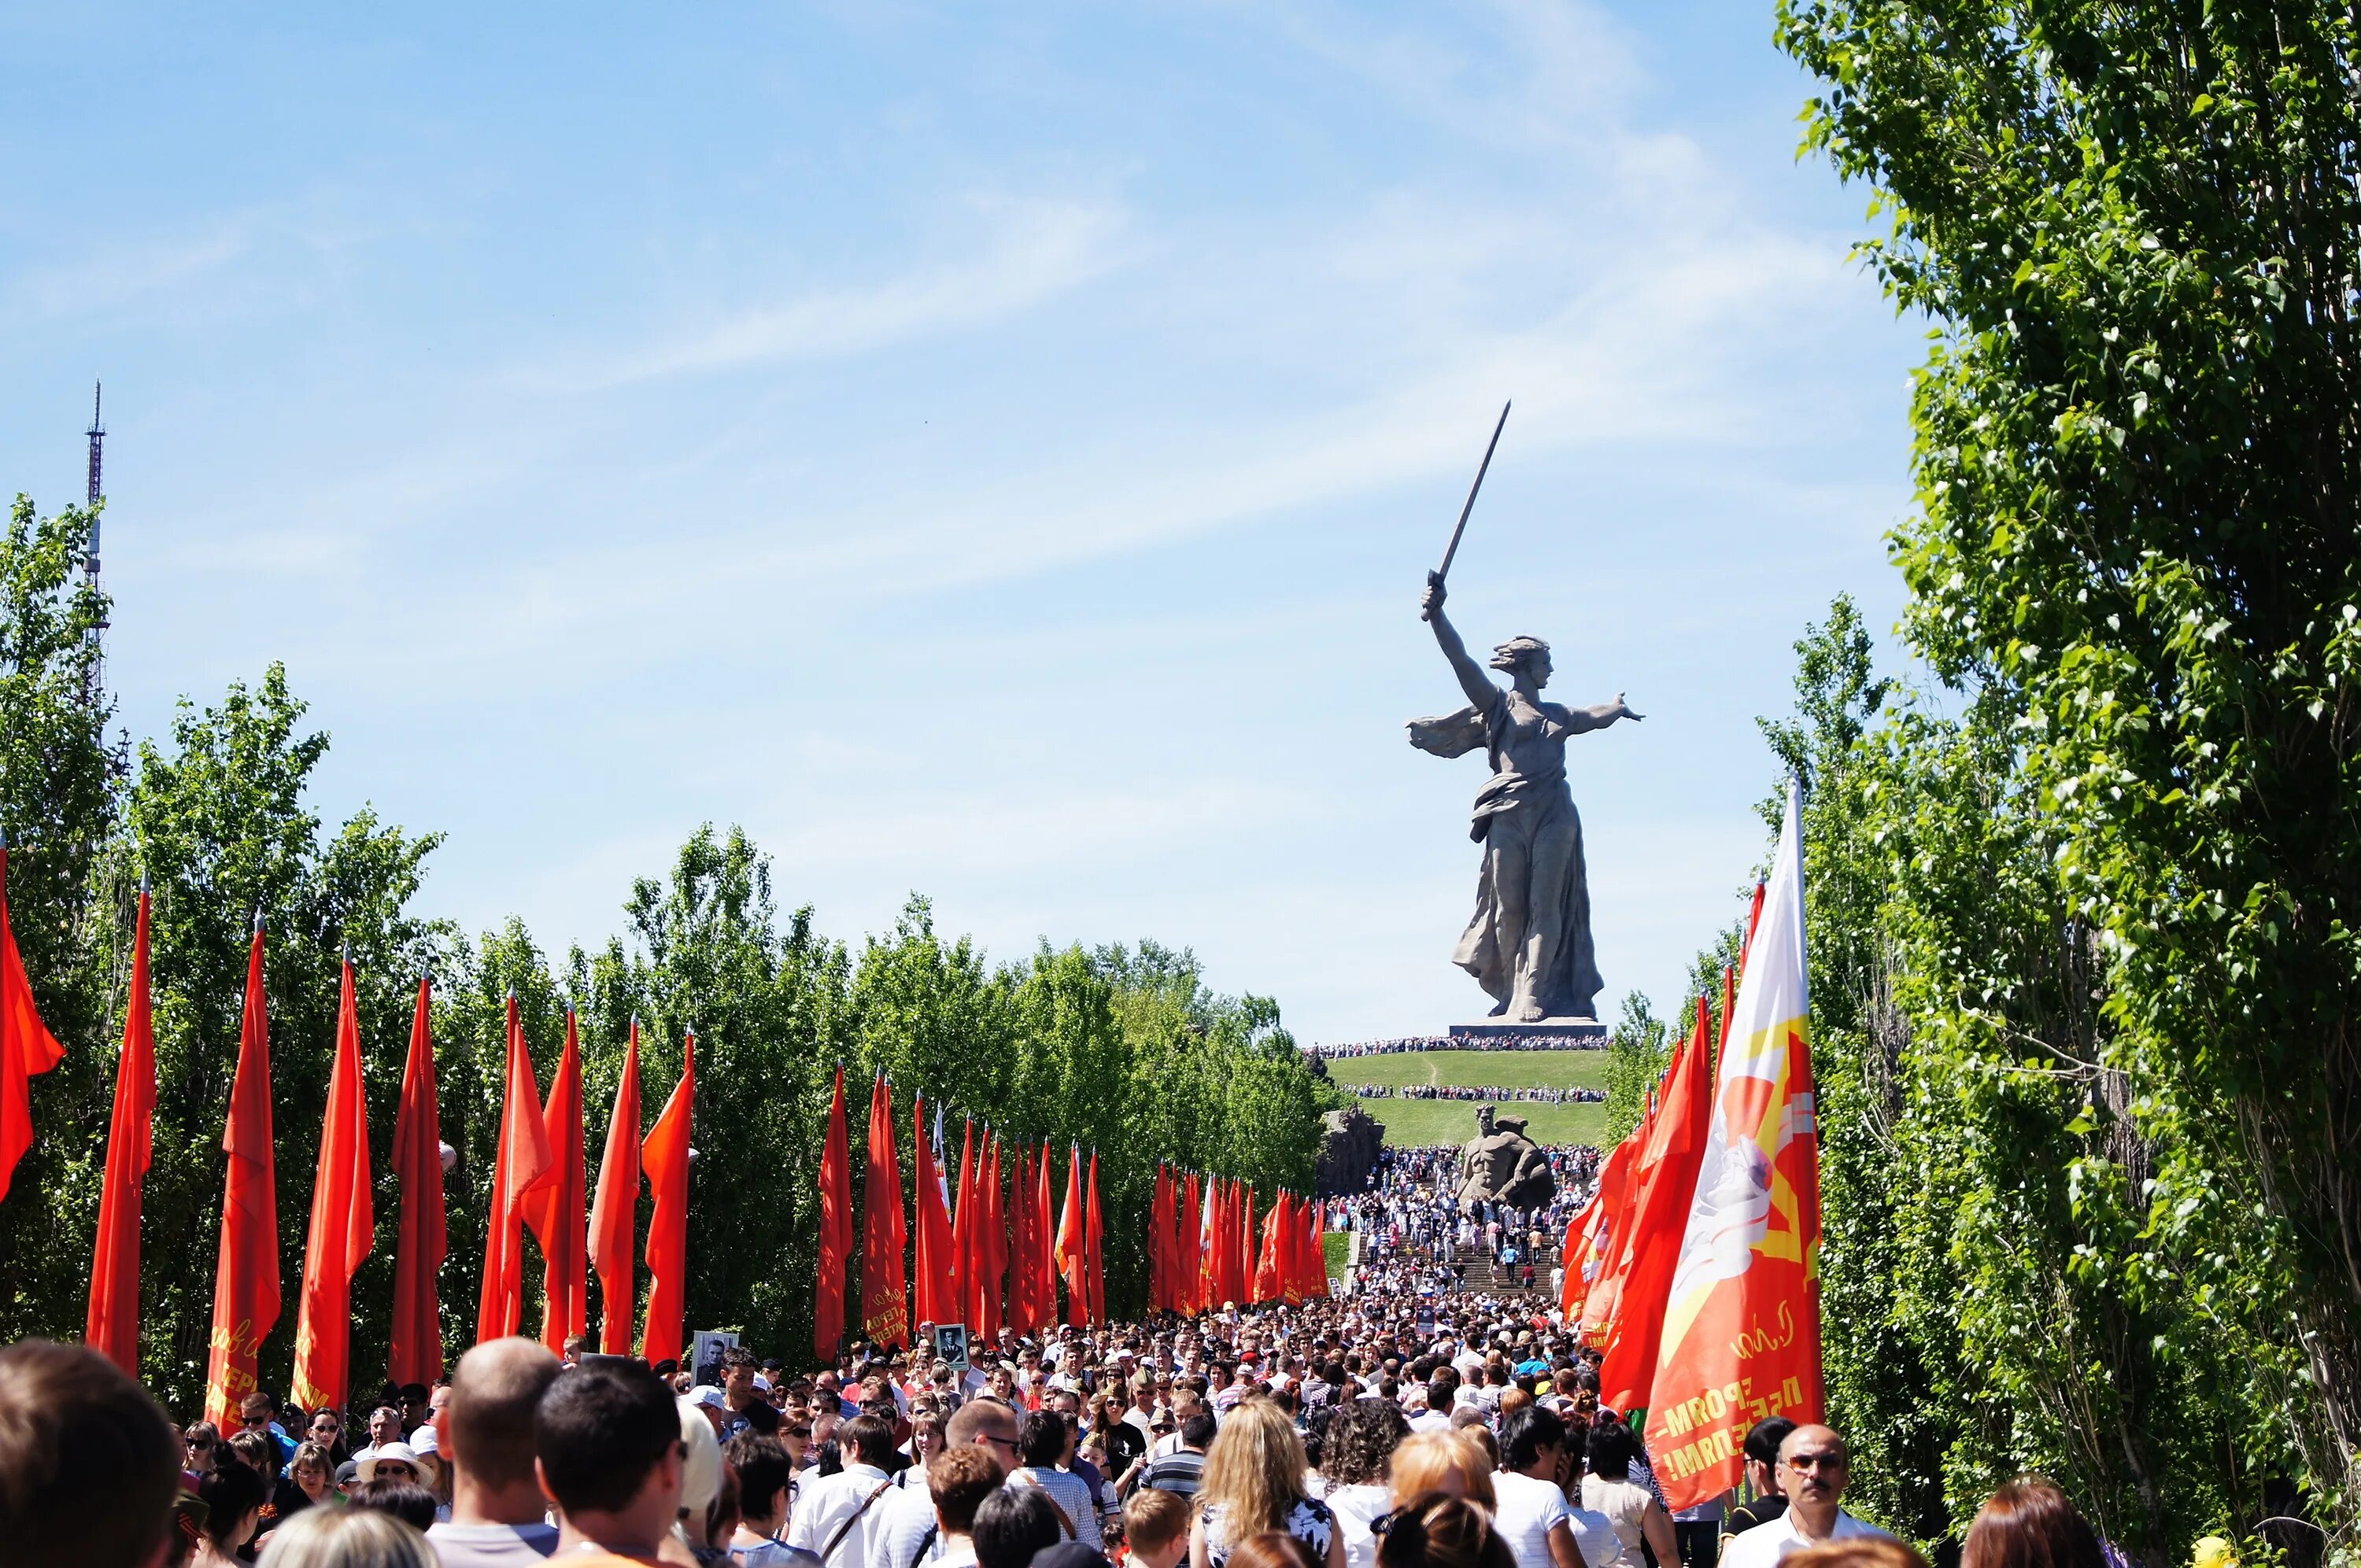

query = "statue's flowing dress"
1409;681;1605;1020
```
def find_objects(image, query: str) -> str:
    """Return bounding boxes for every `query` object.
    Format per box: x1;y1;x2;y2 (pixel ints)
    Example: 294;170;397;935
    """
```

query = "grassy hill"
1325;1049;1609;1148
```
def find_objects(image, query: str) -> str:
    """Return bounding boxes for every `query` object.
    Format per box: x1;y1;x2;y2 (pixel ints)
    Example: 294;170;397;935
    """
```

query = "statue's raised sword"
1422;399;1511;621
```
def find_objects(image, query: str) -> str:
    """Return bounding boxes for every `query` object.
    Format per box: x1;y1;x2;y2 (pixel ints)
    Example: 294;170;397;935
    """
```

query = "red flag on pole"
1573;1132;1640;1341
1599;995;1715;1414
527;1011;586;1353
388;976;447;1386
815;1064;852;1360
913;1094;955;1329
1085;1151;1105;1323
205;920;279;1430
976;1134;1003;1341
1236;1182;1257;1306
588;1019;642;1356
1034;1143;1056;1331
1646;784;1822;1507
87;878;155;1375
476;994;553;1343
1254;1192;1282;1304
0;836;65;1204
1055;1145;1086;1326
862;1072;910;1348
641;1031;695;1367
1008;1143;1033;1333
1186;1173;1205;1312
292;954;375;1412
949;1117;976;1325
1147;1165;1169;1313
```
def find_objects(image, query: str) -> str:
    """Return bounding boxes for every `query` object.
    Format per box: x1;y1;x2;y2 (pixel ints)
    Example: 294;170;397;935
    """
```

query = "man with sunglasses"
1715;1426;1891;1568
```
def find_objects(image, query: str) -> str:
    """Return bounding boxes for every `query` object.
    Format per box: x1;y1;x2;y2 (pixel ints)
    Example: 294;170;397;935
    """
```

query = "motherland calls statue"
1458;1107;1557;1214
1409;573;1642;1023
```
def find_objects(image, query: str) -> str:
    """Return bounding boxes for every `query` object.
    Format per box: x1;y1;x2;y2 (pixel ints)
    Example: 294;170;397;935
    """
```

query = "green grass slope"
1326;1049;1609;1148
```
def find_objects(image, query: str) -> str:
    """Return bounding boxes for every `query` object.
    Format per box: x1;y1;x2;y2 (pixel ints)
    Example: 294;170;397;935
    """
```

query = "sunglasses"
788;1427;813;1439
188;1437;216;1451
376;1464;416;1480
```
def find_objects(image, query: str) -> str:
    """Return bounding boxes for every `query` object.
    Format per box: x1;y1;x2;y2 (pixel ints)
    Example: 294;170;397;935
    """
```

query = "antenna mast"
83;382;107;707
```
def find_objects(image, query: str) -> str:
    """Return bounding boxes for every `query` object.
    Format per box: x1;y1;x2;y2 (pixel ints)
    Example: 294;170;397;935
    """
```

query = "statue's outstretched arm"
1564;693;1646;732
1421;574;1497;710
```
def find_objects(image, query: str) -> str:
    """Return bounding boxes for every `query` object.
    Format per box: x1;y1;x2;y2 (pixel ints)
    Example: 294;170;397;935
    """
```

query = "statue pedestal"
1446;1017;1606;1047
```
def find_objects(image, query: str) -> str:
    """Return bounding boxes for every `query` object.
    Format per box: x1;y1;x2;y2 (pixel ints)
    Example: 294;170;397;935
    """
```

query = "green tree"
1776;0;2361;1540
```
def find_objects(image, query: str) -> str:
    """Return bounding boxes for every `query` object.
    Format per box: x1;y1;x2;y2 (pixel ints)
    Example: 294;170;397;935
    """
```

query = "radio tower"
83;382;106;707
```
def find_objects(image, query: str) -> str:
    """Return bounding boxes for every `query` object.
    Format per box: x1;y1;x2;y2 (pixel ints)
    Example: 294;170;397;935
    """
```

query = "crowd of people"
1330;1148;1598;1301
3;1281;2138;1568
1306;1039;1605;1060
1348;1087;1602;1107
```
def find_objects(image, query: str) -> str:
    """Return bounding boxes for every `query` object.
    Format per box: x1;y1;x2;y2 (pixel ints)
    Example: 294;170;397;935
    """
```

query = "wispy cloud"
541;194;1134;391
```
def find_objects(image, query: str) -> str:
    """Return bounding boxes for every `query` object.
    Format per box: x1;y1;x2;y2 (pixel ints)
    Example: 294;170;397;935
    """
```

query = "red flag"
1055;1145;1086;1325
912;1094;955;1329
1148;1166;1169;1313
476;994;554;1342
1253;1192;1282;1304
861;1072;910;1348
976;1134;1004;1340
1600;996;1715;1413
1236;1182;1256;1306
0;839;65;1203
292;955;376;1411
1586;1102;1657;1344
950;1118;976;1325
1574;1132;1641;1341
1013;1144;1034;1331
641;1031;695;1367
1185;1173;1205;1312
86;879;156;1374
815;1065;852;1360
389;976;447;1385
588;1019;642;1355
1085;1152;1105;1323
1034;1143;1056;1330
1646;785;1822;1507
1008;1143;1033;1332
527;1011;586;1352
205;921;279;1429
1309;1200;1330;1298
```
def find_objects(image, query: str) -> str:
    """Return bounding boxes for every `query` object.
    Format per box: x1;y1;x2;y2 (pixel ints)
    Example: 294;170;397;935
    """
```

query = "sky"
0;1;1918;1045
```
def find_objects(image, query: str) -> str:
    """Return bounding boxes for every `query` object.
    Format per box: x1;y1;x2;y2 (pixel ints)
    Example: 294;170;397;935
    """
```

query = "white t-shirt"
787;1463;899;1568
1327;1482;1391;1568
1565;1507;1623;1568
1718;1511;1894;1568
1493;1471;1574;1568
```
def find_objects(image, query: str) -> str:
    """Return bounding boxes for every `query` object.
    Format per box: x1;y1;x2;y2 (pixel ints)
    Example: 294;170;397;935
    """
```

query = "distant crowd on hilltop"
1350;1086;1604;1106
1304;1037;1604;1060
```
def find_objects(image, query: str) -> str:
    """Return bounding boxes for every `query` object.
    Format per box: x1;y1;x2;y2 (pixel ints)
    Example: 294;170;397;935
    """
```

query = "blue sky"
0;2;1916;1044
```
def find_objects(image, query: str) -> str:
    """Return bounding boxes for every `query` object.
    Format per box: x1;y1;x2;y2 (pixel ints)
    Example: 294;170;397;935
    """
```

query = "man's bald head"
1776;1424;1849;1510
945;1396;1018;1463
445;1337;561;1491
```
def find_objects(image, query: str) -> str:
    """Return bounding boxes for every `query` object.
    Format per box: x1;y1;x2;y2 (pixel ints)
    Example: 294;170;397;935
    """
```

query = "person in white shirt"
424;1337;563;1567
1492;1408;1597;1568
869;1402;1020;1568
789;1415;903;1568
1716;1426;1894;1568
1402;1387;1451;1435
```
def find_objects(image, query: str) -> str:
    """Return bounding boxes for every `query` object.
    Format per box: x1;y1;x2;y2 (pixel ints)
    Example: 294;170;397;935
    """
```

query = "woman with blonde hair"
1191;1399;1344;1568
1387;1431;1495;1511
256;1504;434;1568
